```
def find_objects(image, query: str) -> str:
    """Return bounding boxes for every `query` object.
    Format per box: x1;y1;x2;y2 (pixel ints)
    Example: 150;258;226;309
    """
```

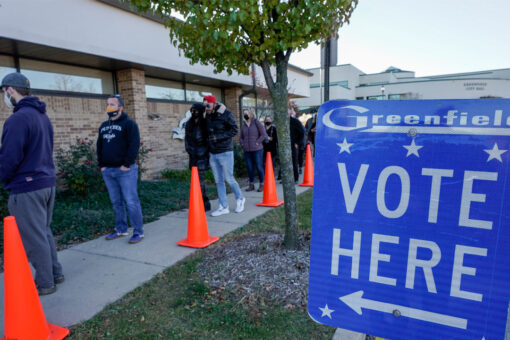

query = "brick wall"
145;101;190;175
0;95;105;152
0;77;244;180
224;86;243;124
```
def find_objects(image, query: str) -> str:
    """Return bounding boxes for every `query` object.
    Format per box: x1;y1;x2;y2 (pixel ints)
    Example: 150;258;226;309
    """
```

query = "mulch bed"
197;231;311;309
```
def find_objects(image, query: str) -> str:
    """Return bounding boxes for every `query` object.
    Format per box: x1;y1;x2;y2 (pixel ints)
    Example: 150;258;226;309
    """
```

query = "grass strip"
0;179;217;252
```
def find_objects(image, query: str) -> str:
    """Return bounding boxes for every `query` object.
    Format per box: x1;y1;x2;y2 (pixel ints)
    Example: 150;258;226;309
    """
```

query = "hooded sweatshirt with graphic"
96;112;140;168
0;96;56;194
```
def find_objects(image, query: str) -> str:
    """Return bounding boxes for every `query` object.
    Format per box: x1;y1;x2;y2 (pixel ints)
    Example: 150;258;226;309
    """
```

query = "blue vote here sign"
308;99;510;339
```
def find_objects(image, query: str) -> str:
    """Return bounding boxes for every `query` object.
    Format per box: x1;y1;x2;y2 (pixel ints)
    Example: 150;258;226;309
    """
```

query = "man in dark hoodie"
185;103;211;211
203;95;245;216
97;94;144;244
0;72;64;295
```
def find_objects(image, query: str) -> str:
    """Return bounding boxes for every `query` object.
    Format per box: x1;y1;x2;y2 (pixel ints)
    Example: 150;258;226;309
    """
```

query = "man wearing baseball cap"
203;95;245;216
0;72;64;295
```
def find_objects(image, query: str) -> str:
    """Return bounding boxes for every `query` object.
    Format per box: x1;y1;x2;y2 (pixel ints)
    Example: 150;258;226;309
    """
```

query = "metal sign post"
308;100;510;340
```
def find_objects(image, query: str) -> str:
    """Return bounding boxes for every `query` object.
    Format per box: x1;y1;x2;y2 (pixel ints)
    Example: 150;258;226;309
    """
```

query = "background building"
294;64;510;111
0;0;311;177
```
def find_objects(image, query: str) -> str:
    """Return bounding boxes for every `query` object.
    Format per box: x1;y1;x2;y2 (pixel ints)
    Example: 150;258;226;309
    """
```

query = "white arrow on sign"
339;290;468;330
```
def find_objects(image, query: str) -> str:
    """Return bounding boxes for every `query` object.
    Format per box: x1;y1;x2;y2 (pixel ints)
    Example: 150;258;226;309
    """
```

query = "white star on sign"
337;138;353;154
319;304;334;319
403;139;423;157
484;143;507;163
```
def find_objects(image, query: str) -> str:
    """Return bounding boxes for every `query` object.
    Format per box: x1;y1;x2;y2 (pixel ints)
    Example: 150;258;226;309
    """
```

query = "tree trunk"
260;56;299;249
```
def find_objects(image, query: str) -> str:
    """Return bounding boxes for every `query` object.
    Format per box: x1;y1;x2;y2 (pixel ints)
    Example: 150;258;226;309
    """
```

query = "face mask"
265;122;271;126
4;91;14;108
107;106;118;118
244;114;250;120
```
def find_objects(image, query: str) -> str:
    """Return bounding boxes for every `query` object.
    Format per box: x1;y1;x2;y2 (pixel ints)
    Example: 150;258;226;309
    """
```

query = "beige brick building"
0;0;311;178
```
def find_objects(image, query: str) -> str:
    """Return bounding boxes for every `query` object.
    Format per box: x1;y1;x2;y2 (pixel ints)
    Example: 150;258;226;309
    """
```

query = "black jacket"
185;116;209;170
205;103;238;154
290;116;305;148
97;112;140;168
263;125;278;154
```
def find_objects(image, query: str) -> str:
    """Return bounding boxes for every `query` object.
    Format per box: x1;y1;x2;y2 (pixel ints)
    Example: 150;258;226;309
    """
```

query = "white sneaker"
211;205;229;217
235;197;246;213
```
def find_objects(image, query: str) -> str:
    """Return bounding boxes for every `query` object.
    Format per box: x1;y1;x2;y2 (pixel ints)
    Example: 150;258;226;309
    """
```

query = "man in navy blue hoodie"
0;72;64;295
97;94;144;244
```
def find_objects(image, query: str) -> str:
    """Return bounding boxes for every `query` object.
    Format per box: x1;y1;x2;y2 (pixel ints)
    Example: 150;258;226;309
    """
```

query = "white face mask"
4;91;14;108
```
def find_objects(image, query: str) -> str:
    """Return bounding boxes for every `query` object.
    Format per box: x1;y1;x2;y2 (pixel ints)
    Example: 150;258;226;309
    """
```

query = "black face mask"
191;110;200;118
244;114;250;120
265;122;271;126
107;110;119;118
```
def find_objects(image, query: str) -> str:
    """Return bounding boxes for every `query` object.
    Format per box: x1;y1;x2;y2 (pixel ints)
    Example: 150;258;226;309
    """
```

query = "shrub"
0;187;9;218
161;168;191;182
56;138;152;195
234;143;249;178
55;138;104;196
137;142;152;178
161;168;215;183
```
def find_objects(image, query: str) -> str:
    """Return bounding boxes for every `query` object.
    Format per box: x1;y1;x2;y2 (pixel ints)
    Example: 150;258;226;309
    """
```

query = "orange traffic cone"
299;144;314;187
177;167;219;248
257;152;284;207
2;216;69;340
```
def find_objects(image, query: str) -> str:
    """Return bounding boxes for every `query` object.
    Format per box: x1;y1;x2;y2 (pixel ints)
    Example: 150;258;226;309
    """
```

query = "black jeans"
189;157;210;210
292;145;299;181
298;146;305;169
197;168;211;210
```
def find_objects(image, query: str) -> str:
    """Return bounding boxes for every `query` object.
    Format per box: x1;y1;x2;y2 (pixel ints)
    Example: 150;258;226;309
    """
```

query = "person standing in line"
297;113;307;175
289;109;305;183
240;109;267;192
0;72;64;295
263;116;280;179
185;102;211;211
203;95;245;216
305;111;317;156
97;94;144;244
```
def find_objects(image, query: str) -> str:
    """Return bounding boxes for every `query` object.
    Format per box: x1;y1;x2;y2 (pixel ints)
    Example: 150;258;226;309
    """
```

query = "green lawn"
0;179;217;252
69;190;335;339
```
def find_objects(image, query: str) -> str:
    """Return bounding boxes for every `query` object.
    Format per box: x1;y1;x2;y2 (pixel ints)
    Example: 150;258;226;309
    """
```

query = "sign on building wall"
308;99;510;339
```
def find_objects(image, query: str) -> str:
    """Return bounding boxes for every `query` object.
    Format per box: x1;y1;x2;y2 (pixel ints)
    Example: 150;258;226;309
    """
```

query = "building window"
355;96;364;100
145;77;185;101
367;95;385;100
19;58;113;94
0;55;16;81
242;95;256;110
310;80;348;89
242;95;273;118
185;83;221;103
389;94;405;100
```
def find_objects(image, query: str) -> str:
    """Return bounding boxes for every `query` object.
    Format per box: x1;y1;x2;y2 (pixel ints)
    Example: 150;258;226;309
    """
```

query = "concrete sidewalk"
0;181;310;334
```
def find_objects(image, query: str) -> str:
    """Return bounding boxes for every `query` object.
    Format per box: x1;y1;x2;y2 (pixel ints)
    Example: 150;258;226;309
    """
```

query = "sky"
289;0;510;77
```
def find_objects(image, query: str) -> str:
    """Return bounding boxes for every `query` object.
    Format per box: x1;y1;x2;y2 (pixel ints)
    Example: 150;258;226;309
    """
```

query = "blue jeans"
209;151;244;208
101;164;144;236
244;149;264;184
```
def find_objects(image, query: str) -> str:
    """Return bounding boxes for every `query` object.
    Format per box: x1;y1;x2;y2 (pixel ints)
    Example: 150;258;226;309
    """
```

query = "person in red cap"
203;95;245;216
